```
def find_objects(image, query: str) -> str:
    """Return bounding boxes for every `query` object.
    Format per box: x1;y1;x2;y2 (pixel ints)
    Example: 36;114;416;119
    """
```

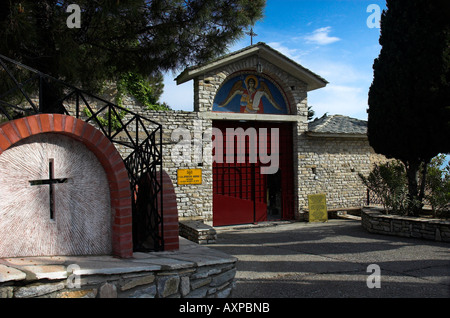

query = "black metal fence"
0;54;164;252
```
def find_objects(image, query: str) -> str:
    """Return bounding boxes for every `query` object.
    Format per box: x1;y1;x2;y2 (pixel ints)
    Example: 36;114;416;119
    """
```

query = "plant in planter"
425;155;450;218
359;161;409;215
361;156;450;219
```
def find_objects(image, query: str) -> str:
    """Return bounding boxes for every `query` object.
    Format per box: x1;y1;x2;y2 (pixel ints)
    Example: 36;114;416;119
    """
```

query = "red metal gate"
212;121;294;226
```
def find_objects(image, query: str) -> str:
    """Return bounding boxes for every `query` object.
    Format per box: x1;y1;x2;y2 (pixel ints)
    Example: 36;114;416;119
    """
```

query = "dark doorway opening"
267;169;282;220
212;121;294;226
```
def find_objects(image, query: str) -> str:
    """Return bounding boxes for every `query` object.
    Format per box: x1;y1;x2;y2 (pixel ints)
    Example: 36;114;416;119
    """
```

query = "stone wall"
361;208;450;242
296;135;385;219
123;106;214;222
61;98;214;223
0;238;237;298
179;221;217;245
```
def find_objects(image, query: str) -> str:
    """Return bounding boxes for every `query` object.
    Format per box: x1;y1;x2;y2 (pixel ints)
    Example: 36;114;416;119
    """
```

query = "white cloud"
267;42;302;61
300;58;372;120
267;41;319;66
309;84;368;120
304;27;341;45
305;60;369;85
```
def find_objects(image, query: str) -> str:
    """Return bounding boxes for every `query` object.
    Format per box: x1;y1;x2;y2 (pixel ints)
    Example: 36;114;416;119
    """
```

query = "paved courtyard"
209;219;450;298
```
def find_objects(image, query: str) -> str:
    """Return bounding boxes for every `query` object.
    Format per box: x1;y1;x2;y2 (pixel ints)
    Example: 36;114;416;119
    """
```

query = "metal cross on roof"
246;27;258;45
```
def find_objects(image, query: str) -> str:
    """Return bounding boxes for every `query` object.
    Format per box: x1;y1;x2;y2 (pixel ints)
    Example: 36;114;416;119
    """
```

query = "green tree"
0;0;265;111
367;0;450;215
425;154;450;217
117;72;170;110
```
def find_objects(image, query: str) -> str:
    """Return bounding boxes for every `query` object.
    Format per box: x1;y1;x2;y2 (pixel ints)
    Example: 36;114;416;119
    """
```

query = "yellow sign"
308;194;328;222
177;169;202;185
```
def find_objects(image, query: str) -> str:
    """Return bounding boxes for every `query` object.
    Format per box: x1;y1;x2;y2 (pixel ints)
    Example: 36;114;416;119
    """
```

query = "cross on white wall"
29;159;68;220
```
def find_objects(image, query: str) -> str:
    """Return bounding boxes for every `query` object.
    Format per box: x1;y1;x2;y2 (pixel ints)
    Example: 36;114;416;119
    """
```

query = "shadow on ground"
209;220;450;298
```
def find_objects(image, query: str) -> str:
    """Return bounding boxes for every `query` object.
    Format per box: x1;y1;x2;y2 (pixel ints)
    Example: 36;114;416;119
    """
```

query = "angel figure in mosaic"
218;75;282;114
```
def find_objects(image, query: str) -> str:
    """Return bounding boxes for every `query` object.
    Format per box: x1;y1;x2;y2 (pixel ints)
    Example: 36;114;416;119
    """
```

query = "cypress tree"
368;0;450;215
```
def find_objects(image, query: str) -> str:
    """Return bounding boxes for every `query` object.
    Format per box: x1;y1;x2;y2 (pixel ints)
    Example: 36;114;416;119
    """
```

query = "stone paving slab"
0;264;26;283
0;237;235;283
18;265;68;280
132;253;196;270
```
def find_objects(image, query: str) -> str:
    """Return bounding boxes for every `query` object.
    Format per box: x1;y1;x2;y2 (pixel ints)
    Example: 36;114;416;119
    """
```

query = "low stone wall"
361;208;450;242
0;238;236;298
179;221;217;245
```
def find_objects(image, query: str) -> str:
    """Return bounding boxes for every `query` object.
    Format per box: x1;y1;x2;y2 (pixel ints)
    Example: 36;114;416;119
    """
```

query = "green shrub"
82;107;125;132
425;154;450;218
359;161;409;214
360;156;450;218
117;72;171;111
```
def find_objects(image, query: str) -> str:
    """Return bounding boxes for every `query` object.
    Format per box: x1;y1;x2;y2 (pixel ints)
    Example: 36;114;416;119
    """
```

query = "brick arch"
0;114;133;258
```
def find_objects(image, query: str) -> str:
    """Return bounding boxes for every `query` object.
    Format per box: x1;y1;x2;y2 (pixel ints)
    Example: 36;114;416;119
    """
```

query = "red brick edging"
0;114;133;258
159;170;179;251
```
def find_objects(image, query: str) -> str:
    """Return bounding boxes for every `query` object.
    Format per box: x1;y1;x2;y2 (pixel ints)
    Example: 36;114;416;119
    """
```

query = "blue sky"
161;0;387;120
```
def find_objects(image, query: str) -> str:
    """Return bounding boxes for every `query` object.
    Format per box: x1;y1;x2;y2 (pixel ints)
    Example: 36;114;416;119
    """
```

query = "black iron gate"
0;54;164;252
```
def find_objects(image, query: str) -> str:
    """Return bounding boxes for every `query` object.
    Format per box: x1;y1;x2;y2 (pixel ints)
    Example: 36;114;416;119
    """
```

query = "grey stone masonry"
295;133;386;220
62;98;215;222
0;238;237;298
179;221;217;245
362;208;450;242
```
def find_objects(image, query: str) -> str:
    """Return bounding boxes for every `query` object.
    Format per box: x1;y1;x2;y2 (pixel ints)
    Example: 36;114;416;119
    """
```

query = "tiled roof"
308;115;367;136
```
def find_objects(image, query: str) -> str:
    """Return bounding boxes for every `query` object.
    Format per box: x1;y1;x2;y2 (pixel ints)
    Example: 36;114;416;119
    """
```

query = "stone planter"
361;208;450;242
